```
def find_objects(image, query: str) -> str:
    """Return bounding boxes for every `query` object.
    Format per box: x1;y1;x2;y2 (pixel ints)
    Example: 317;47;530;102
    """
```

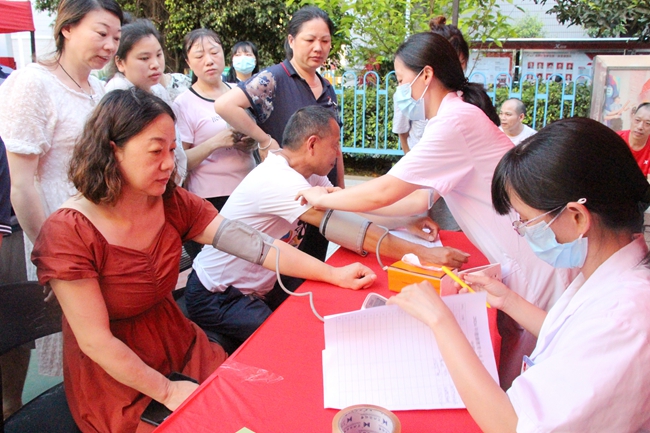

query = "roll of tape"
332;404;401;433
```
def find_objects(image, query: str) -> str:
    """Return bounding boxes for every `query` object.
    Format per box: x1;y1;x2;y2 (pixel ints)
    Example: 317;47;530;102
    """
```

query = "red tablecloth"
156;231;499;433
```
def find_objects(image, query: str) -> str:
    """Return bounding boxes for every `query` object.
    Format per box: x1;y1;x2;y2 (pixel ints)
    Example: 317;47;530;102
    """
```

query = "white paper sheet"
322;292;498;410
388;229;443;248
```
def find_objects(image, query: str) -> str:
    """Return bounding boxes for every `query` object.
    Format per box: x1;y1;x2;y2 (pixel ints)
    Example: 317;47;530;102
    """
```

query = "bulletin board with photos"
590;55;650;132
520;50;593;83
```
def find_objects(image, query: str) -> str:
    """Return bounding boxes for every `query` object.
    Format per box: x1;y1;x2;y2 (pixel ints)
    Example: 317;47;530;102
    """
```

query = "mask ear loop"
410;68;429;101
409;68;425;86
416;84;429;101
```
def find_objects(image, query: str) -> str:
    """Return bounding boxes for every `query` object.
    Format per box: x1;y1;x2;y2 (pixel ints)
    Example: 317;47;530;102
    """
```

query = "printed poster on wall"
467;51;512;86
521;50;593;83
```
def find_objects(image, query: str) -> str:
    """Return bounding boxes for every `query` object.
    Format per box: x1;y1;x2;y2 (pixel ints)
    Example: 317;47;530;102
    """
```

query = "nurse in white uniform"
388;117;650;432
297;31;575;388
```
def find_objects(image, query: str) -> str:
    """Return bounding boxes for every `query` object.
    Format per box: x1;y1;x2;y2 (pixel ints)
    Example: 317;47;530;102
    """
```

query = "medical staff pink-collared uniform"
507;235;650;431
388;92;574;311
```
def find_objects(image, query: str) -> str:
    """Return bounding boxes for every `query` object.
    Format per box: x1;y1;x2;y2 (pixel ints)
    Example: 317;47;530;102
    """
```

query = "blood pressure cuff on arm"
319;210;371;256
212;218;275;265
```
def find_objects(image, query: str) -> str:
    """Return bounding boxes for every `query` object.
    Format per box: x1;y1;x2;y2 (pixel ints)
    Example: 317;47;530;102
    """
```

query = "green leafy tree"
164;0;297;70
533;0;650;38
34;0;297;71
290;0;518;74
513;14;546;38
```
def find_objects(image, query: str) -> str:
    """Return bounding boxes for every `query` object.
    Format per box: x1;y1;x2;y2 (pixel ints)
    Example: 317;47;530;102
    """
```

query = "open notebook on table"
322;292;498;410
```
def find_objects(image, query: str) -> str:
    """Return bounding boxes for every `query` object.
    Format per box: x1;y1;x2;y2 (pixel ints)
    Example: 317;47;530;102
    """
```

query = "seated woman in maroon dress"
31;88;375;433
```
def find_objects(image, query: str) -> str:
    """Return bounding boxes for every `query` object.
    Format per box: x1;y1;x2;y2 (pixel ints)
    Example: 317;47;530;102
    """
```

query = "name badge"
521;355;535;373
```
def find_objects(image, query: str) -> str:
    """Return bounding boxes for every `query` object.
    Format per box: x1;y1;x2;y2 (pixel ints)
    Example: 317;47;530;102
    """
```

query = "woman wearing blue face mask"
297;32;576;389
388;118;650;432
224;41;259;83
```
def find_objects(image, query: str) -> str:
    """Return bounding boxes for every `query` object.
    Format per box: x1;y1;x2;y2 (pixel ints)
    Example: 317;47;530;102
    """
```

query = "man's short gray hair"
282;106;338;150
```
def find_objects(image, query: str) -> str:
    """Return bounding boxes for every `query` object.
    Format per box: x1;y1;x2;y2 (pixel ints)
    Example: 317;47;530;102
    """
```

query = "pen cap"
332;404;401;433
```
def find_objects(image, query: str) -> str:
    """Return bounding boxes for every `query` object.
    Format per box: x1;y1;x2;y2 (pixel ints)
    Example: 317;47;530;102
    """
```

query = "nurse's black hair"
492;117;650;235
395;32;499;126
284;6;334;60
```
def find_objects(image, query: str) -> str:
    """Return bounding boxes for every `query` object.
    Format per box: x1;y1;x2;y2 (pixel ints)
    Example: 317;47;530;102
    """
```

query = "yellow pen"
441;266;491;308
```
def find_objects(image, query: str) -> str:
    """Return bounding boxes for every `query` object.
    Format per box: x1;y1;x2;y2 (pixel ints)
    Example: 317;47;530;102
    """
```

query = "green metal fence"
324;70;593;155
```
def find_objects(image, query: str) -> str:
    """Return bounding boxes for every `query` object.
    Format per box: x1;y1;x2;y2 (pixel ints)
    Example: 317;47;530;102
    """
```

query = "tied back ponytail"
461;82;500;126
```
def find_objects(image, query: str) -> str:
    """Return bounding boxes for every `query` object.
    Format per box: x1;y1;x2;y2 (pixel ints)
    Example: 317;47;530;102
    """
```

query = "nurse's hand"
386;281;452;328
296;186;340;208
331;263;377;290
404;215;440;241
461;273;513;310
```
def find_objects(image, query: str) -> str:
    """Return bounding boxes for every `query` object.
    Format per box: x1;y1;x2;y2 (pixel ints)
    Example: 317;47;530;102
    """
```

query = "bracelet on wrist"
258;134;273;151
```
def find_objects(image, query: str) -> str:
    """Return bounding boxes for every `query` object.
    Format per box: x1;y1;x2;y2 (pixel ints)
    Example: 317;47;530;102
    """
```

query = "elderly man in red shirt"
617;102;650;177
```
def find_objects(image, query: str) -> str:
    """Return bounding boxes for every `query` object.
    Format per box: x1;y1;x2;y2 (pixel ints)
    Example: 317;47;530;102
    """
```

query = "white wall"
496;0;590;38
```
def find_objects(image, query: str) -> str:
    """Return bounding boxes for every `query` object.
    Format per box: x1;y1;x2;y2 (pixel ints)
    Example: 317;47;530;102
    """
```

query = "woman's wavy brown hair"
69;87;177;205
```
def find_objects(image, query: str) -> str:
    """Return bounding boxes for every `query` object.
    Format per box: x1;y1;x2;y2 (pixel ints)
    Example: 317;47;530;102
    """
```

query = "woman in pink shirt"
173;29;256;212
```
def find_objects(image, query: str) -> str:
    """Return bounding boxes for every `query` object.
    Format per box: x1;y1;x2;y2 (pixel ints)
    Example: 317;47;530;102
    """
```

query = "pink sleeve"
388;119;472;196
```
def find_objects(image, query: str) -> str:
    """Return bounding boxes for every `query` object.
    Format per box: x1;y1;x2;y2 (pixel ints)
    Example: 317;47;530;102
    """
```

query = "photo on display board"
590;55;650;131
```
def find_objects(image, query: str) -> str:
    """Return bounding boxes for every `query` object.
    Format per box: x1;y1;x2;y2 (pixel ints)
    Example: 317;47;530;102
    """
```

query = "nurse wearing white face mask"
388;117;650;432
393;68;429;121
297;32;576;389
